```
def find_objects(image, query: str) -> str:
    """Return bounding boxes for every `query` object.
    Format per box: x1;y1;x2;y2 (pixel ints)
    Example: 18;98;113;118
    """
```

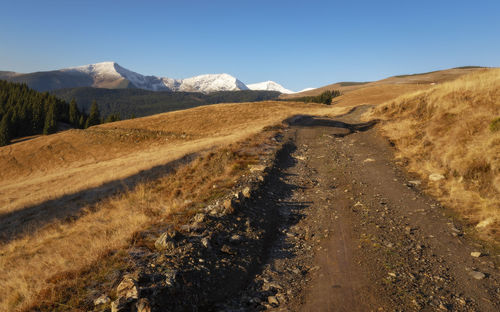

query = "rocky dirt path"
108;107;499;312
221;106;500;311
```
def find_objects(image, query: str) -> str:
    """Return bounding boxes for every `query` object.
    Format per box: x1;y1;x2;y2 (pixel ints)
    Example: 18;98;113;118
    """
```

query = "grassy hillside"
52;87;281;118
368;68;500;240
281;67;484;100
0;100;349;311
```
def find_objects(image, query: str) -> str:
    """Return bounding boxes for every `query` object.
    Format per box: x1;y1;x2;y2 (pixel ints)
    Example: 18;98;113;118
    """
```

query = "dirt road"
220;106;500;311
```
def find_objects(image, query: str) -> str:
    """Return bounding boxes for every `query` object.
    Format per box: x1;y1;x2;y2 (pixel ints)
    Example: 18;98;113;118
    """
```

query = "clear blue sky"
1;0;499;91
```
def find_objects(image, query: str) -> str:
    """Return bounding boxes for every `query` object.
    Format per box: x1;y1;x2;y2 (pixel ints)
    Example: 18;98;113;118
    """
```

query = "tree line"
52;87;281;119
0;80;118;146
284;90;342;105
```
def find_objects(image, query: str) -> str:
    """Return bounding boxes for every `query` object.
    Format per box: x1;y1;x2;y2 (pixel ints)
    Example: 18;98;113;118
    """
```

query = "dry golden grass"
0;101;349;311
331;84;432;107
0;101;345;219
0;130;273;312
368;68;500;240
280;67;482;99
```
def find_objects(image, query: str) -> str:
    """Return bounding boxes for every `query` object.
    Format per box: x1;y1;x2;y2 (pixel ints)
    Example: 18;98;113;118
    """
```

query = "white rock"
116;275;139;299
93;294;111;306
268;295;280;306
469;271;486;280
429;173;445;181
476;217;494;228
470;251;482;258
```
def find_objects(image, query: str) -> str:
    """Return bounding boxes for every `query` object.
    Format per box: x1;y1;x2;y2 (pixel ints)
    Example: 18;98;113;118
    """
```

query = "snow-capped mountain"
179;74;248;92
298;87;316;93
247;81;295;94
65;62;169;91
1;61;293;94
60;62;249;93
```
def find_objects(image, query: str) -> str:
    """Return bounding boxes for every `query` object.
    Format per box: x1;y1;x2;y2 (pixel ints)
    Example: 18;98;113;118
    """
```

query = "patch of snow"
297;87;316;93
179;73;248;93
247;81;295;94
65;61;123;80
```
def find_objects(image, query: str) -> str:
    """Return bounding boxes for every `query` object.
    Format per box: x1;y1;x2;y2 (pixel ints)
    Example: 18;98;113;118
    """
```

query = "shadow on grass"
0;152;197;244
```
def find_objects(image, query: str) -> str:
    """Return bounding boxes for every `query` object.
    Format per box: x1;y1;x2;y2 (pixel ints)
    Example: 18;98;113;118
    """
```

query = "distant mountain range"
0;62;300;94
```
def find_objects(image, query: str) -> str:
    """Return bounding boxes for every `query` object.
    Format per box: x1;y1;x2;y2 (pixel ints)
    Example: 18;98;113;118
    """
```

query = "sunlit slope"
368;68;500;240
0;101;347;216
281;67;484;100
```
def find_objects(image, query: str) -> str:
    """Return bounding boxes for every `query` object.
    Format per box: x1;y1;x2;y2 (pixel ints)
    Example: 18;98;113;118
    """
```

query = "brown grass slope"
0;101;351;311
0;101;344;220
281;67;483;100
368;68;500;241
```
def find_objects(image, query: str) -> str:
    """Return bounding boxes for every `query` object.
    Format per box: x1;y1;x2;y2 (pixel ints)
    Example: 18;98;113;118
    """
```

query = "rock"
268;295;279;306
221;244;235;254
230;234;242;242
136;298;151;312
180;222;203;233
193;213;205;223
429;173;445;181
408;180;422;186
242;186;251;198
438;302;449;311
93;294;111;306
164;269;177;286
111;297;132;312
471;251;482;258
469;270;486;280
388;272;397;277
250;164;266;172
201;237;210;248
476;217;494;229
117;275;139;300
155;230;177;251
223;199;234;214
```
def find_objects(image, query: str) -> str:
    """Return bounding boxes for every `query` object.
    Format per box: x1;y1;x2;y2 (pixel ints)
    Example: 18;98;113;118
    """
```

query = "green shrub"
490;117;500;132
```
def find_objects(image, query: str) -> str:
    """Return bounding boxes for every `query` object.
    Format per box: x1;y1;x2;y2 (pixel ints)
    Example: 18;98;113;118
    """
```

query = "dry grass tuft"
368;68;500;241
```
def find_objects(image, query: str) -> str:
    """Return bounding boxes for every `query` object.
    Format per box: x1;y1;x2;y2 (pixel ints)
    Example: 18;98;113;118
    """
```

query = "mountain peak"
2;62;294;94
180;73;248;93
247;80;295;94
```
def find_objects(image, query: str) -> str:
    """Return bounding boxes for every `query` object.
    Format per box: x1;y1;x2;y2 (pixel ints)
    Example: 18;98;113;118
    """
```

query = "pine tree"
69;98;79;127
78;115;85;129
43;102;57;134
0;114;11;146
32;99;44;132
104;113;121;123
85;100;100;128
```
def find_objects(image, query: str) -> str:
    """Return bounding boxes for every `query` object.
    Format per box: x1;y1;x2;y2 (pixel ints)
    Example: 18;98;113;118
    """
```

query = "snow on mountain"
298;87;316;93
65;62;170;91
64;62;248;93
179;74;248;93
65;61;122;80
247;80;295;94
